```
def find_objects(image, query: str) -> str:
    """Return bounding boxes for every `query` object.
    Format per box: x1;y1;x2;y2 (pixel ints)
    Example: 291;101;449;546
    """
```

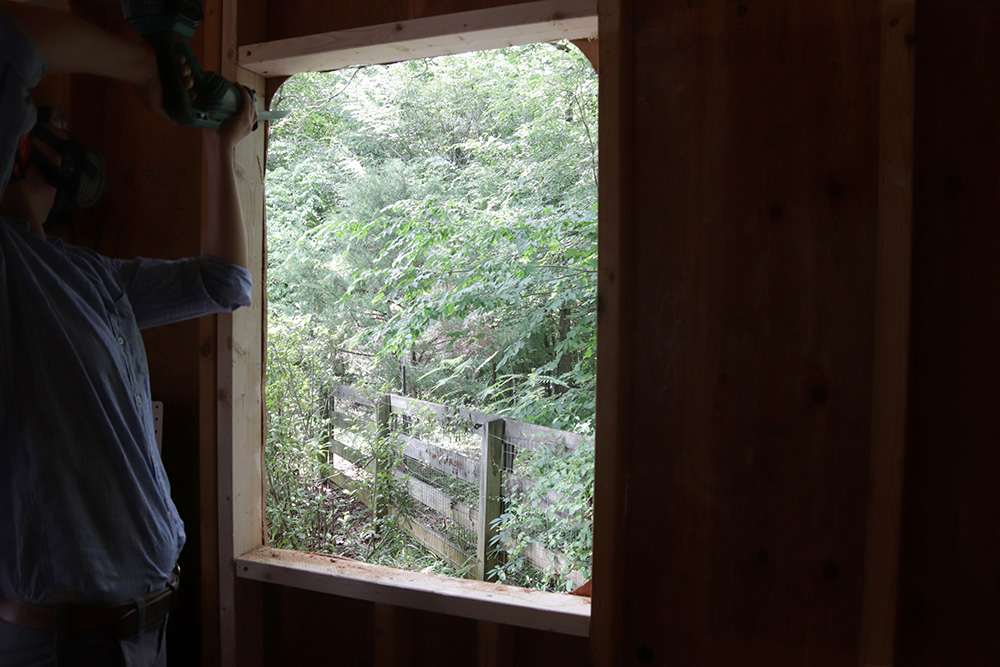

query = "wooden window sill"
236;547;591;637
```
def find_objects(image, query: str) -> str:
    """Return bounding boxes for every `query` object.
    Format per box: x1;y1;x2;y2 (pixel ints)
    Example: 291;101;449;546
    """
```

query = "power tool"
121;0;243;128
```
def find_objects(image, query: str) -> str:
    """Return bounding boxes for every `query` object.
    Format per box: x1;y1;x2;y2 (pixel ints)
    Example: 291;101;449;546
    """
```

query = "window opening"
264;41;597;593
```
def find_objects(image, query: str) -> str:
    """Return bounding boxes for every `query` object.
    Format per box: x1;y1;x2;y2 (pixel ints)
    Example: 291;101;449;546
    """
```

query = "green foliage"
265;315;463;574
489;440;595;590
267;43;597;430
265;42;597;583
265;310;342;552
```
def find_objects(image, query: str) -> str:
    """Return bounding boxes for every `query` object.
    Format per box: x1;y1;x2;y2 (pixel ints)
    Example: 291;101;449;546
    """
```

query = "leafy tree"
265;42;598;586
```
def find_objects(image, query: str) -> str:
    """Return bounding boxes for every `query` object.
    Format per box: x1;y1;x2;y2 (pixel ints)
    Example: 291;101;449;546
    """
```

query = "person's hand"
206;84;257;149
132;52;196;123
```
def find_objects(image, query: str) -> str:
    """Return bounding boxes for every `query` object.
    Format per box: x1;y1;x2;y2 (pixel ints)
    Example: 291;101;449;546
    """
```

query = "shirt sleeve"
111;254;253;330
0;5;47;196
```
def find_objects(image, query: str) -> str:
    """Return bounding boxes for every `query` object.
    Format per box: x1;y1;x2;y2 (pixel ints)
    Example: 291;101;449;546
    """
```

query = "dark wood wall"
55;0;1000;663
897;0;1000;663
609;0;881;663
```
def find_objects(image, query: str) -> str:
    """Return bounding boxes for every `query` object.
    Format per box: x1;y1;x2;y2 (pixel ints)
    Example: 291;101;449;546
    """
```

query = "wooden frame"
238;548;590;636
239;0;598;77
217;0;599;662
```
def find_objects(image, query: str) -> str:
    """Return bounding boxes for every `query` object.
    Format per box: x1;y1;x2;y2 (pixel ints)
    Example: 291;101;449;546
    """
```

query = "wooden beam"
391;393;495;429
391;392;589;450
478;420;506;582
591;0;631;660
216;60;266;665
404;519;476;573
860;2;915;665
406;475;478;533
219;0;267;658
237;547;591;636
238;0;598;77
400;433;480;484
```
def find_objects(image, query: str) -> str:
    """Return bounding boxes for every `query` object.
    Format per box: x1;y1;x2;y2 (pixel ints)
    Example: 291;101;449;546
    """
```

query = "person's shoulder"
0;216;36;249
58;241;126;284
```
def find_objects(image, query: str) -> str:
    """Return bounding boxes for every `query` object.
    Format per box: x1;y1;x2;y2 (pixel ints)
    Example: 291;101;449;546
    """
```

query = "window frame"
217;0;602;657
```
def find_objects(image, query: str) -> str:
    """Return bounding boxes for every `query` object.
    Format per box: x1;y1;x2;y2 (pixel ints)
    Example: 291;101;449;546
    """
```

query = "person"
0;1;257;664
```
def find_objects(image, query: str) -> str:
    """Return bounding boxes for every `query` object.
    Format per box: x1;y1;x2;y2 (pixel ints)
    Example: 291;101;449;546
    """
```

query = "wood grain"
895;0;1000;663
237;548;591;636
616;0;881;663
860;2;915;665
241;0;597;77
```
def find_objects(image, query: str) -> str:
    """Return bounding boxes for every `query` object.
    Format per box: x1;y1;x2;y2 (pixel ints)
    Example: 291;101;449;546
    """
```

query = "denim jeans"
0;614;168;667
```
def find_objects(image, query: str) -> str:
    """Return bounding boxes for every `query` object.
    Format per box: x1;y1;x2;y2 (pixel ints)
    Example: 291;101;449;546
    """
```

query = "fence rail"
324;384;590;588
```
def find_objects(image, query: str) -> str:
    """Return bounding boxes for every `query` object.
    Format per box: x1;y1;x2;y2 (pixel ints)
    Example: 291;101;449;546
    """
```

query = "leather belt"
0;566;179;639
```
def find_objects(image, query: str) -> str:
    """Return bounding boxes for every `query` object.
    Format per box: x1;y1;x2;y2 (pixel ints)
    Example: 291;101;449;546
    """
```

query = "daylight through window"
263;42;598;593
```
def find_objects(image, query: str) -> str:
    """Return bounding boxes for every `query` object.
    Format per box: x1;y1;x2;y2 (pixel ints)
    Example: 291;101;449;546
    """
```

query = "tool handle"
145;31;243;128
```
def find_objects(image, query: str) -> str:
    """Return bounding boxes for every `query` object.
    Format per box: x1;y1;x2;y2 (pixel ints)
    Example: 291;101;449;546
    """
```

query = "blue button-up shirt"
1;7;252;605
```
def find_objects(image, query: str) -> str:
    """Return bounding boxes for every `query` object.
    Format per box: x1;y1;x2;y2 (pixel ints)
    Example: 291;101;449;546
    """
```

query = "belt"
0;566;179;639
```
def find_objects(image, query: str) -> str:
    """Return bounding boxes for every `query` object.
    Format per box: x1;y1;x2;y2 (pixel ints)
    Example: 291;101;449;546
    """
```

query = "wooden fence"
323;384;590;588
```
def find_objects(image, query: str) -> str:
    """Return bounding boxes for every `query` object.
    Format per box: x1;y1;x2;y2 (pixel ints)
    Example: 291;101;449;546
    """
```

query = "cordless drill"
121;0;243;128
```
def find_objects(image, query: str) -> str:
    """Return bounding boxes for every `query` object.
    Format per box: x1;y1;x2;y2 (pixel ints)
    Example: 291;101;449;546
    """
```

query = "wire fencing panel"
321;385;592;590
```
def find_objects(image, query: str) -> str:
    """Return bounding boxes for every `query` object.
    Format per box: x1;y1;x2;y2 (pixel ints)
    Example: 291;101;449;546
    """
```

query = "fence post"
374;395;392;523
477;419;506;581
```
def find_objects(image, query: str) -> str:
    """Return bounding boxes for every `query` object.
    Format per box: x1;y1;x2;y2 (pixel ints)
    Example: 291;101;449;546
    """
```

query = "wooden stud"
860;3;916;665
374;603;415;667
477;620;514;667
591;0;631;660
218;0;267;658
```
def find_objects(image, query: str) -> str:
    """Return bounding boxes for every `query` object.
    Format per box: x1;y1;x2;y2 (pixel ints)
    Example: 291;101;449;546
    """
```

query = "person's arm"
201;85;257;269
1;1;155;85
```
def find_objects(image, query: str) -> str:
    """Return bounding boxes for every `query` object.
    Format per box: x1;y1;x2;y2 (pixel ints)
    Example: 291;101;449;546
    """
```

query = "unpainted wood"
570;37;598;72
616;0;881;663
265;0;539;43
591;0;631;660
330;435;583;581
216;61;267;667
400;432;481;483
477;621;514;667
375;395;393;520
333;382;377;407
260;585;376;666
390;391;588;450
392;393;496;430
895;0;1000;663
375;603;415;667
238;548;591;636
233;576;264;667
860;2;915;665
478;420;506;581
240;0;598;77
406;520;475;572
406;475;477;532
